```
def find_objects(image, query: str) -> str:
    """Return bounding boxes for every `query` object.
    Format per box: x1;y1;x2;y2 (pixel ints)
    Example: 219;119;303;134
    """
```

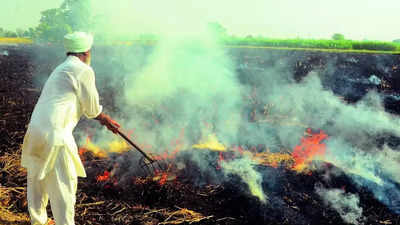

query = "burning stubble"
69;0;400;211
251;69;400;208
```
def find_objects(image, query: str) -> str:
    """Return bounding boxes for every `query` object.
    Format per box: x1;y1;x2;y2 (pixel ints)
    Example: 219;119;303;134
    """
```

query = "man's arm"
77;68;103;118
77;68;121;133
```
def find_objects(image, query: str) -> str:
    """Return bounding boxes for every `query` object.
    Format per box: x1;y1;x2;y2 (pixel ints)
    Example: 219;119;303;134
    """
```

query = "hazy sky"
1;0;399;41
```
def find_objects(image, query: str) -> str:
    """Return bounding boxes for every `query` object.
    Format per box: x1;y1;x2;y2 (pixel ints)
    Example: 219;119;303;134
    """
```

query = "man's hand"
95;113;121;134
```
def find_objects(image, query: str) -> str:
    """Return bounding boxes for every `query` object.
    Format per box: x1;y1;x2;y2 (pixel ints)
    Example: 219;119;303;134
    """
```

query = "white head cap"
64;32;93;53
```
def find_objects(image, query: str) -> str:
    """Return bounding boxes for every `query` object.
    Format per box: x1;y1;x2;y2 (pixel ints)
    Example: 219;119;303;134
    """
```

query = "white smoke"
316;186;364;225
221;157;267;203
119;35;242;152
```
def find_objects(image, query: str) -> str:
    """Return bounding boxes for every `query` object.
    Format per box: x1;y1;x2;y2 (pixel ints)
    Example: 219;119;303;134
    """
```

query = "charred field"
2;44;400;225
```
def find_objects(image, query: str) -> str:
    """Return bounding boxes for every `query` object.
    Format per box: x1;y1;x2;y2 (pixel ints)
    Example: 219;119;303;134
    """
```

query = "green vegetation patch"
222;36;400;52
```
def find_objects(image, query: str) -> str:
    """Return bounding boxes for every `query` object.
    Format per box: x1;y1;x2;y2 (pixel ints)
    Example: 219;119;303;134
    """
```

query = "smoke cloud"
121;35;242;149
222;157;267;203
316;186;364;225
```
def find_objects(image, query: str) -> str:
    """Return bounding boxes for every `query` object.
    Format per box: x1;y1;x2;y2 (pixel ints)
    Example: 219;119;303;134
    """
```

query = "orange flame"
292;128;328;172
78;147;87;158
96;170;111;182
159;172;168;186
153;170;177;186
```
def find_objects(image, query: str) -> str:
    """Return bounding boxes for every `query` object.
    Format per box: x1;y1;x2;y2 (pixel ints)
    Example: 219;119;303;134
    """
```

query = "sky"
1;0;399;41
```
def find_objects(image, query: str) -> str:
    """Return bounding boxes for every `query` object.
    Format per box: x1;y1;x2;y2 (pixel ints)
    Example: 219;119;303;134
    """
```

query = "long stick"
116;130;155;163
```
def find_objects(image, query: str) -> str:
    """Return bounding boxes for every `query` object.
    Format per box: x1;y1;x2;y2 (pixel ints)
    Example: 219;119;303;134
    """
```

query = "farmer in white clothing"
21;32;120;225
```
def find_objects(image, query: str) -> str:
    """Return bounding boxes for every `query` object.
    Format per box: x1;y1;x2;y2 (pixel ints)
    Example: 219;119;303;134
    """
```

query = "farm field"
2;45;400;225
2;37;400;54
3;1;400;224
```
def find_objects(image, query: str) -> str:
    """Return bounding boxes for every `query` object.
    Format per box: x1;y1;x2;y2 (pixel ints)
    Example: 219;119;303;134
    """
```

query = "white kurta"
21;56;102;180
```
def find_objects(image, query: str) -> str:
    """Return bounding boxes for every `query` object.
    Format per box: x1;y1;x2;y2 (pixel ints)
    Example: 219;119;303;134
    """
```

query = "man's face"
84;50;91;66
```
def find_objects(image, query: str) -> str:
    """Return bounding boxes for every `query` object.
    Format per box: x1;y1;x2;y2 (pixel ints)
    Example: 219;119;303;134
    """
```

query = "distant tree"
33;0;92;43
35;8;72;43
393;39;400;43
332;33;345;40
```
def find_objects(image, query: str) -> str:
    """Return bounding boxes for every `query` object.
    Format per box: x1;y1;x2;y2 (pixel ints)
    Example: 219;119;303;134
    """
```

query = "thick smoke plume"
221;157;267;203
121;36;242;150
316;186;364;225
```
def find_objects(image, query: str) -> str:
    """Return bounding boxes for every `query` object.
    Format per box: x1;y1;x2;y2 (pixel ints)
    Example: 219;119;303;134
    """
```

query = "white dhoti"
27;147;78;225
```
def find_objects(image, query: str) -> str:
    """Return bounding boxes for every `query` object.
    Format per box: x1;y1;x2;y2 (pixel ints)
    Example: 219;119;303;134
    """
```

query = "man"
21;32;120;225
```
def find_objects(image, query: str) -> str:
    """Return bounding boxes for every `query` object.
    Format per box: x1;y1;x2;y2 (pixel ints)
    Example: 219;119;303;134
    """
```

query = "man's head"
64;32;93;65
